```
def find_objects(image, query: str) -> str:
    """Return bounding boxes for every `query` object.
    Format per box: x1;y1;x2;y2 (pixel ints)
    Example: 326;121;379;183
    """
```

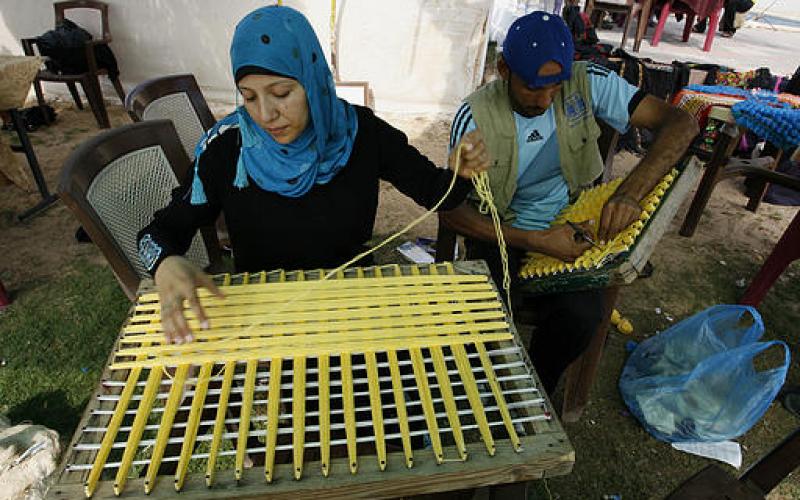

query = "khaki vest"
465;61;604;223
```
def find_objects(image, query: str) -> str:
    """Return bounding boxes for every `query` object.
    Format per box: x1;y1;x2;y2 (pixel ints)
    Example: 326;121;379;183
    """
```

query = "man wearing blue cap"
444;12;698;396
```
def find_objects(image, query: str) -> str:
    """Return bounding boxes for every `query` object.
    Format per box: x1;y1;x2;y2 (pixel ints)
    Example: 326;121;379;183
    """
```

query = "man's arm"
440;203;592;261
598;95;699;240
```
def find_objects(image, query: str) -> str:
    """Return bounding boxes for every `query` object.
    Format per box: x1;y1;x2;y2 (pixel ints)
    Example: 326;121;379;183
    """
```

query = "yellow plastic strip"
205;360;235;487
135;274;488;303
84;365;144;497
113;366;162;495
235;359;258;481
430;346;467;460
411;347;443;464
264;357;283;483
413;263;465;460
440;263;495;456
452;344;495;456
341;352;358;474
124;290;498;338
375;266;413;469
387;350;413;468
117;312;506;358
144;364;189;494
292;356;307;480
134;282;492;317
111;332;511;371
318;354;331;476
476;342;522;452
121;301;504;339
175;363;213;491
365;351;387;470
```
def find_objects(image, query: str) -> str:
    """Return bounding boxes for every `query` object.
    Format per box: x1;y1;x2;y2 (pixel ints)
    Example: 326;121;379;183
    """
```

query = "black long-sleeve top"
137;105;471;274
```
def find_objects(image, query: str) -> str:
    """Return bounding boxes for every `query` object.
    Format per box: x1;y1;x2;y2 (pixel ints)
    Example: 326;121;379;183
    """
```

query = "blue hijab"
191;5;358;203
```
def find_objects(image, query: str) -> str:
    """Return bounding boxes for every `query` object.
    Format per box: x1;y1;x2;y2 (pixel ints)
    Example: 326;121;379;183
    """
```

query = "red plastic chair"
651;0;724;52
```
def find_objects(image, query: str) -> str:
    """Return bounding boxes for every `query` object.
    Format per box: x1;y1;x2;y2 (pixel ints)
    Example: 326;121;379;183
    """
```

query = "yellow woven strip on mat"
453;343;495;455
113;366;162;495
341;352;358;474
174;363;213;491
204;273;233;487
205;360;235;487
125;290;498;337
135;274;489;303
409;265;465;460
115;320;510;362
431;346;467;461
121;301;504;339
144;364;189;494
292;356;307;480
110;332;513;371
387;349;413;468
318;354;331;477
138;281;494;316
520;169;679;278
235;360;258;481
374;268;414;469
476;343;522;452
436;263;496;456
84;364;144;498
264;357;283;483
411;347;443;464
365;351;387;471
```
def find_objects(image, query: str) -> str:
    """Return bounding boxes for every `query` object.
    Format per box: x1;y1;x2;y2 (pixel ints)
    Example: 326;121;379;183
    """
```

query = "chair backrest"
125;74;216;161
58;119;219;299
54;1;111;42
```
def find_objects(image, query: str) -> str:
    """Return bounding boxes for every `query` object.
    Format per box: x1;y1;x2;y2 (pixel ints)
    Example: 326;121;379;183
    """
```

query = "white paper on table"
397;241;434;264
672;441;742;469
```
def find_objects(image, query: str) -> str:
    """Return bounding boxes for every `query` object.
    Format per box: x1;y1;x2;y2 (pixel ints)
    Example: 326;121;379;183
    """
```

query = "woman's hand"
529;221;594;262
448;130;491;179
154;256;224;344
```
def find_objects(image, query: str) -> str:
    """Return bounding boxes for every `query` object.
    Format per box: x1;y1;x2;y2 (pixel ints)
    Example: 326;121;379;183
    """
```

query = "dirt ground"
1;99;798;498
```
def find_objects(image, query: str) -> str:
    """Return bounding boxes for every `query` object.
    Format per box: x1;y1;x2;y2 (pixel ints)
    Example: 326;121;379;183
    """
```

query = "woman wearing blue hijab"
137;6;488;343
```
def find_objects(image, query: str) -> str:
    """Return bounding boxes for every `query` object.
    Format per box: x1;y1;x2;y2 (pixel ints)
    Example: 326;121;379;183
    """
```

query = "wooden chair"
58;120;222;300
21;0;125;128
666;427;800;499
125;74;231;249
125;74;216;161
651;0;725;52
435;120;622;422
585;0;644;50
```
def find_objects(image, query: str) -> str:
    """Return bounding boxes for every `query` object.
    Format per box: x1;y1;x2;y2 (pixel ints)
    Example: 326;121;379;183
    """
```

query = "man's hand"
448;129;491;179
598;193;642;241
154;256;224;344
529;221;594;261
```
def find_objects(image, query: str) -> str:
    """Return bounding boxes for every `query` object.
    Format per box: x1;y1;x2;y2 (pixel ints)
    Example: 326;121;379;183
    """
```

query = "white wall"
0;0;490;114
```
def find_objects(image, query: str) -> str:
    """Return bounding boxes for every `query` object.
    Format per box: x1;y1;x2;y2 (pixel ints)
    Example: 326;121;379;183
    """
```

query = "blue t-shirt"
449;63;641;230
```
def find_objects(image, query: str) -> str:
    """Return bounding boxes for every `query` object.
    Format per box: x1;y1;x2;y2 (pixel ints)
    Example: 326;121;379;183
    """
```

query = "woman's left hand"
449;129;491;179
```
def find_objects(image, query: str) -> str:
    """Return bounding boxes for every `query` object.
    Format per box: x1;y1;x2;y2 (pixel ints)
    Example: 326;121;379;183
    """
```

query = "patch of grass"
0;260;129;445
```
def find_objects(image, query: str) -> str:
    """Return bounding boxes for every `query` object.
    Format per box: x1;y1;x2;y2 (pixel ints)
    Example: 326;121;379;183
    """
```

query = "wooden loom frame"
48;261;574;499
518;156;704;295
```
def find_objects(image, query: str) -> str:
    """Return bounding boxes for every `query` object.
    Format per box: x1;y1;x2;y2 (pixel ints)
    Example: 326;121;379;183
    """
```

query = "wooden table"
0;55;57;220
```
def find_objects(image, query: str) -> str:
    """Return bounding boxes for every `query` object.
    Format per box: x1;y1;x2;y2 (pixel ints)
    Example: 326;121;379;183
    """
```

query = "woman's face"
237;73;310;144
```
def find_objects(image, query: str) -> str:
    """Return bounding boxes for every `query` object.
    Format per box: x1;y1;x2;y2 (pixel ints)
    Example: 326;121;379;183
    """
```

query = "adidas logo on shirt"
526;130;543;142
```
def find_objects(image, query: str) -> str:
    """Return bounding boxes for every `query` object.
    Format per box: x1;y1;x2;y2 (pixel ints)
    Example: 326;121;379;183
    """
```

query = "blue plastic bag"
619;305;790;443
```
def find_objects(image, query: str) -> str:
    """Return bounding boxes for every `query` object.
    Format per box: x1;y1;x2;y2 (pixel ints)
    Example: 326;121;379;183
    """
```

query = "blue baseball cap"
502;11;574;88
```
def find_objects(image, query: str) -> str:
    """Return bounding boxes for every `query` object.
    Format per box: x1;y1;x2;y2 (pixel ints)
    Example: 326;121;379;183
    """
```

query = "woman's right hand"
154;256;225;344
